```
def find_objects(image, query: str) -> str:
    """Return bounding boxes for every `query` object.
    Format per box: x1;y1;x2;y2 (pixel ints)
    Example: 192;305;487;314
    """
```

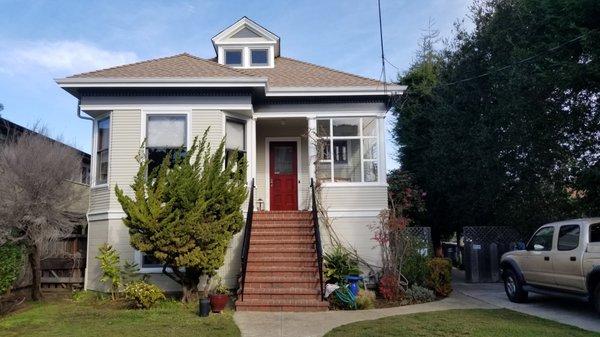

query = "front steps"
236;211;328;312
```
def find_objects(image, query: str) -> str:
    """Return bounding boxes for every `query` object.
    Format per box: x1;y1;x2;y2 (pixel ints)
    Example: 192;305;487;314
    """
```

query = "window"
251;49;268;66
527;226;554;251
225;50;242;66
95;117;110;185
316;117;379;183
590;223;600;242
141;254;162;269
225;118;246;166
146;115;187;174
558;225;580;251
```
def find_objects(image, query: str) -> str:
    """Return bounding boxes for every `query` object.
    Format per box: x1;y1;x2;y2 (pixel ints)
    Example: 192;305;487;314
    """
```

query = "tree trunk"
28;245;42;301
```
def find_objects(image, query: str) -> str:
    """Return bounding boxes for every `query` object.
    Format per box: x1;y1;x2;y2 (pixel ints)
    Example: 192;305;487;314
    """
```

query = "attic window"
225;50;242;66
251;49;268;66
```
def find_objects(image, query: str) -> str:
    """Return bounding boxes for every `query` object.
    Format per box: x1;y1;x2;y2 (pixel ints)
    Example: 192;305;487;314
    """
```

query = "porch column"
307;117;317;182
249;117;257;186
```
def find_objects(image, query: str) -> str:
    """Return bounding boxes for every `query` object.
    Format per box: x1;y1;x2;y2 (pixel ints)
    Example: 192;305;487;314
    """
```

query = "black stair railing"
239;178;255;301
310;178;325;301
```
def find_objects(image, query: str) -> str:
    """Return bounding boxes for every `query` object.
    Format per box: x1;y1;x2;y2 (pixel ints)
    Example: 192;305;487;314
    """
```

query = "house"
56;17;405;311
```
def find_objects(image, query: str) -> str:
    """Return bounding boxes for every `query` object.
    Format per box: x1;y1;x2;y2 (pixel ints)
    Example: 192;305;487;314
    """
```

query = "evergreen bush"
426;258;452;297
124;281;165;309
0;244;23;295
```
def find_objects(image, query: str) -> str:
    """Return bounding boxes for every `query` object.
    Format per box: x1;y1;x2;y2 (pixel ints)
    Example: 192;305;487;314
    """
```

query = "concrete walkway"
234;291;495;337
452;269;600;333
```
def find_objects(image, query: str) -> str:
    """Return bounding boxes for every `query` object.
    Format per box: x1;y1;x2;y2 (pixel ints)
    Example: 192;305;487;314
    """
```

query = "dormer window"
251;49;268;66
225;50;243;66
212;17;279;69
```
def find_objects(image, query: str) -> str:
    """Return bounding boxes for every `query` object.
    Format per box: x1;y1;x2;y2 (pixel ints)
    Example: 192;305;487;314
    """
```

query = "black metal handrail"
310;178;325;301
239;178;255;301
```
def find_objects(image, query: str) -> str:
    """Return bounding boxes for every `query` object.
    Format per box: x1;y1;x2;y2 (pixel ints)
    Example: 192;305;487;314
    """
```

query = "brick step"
246;270;318;278
253;211;312;221
248;250;316;259
246;265;317;272
246;257;317;267
249;243;315;250
244;275;319;288
250;238;315;245
241;287;321;300
236;299;328;312
251;221;313;228
250;233;315;240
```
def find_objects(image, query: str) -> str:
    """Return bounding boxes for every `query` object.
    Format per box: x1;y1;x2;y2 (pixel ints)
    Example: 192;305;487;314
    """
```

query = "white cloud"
0;40;138;76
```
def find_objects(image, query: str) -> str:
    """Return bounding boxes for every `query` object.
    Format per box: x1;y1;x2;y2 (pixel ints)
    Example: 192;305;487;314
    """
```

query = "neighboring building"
0;117;91;186
56;17;405;310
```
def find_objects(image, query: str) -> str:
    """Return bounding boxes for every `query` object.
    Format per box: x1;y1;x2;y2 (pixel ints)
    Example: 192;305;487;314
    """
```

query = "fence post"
489;243;499;282
470;243;480;283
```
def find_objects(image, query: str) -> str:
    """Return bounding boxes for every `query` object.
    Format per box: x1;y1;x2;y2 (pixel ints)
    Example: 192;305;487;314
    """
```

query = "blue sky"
0;0;472;170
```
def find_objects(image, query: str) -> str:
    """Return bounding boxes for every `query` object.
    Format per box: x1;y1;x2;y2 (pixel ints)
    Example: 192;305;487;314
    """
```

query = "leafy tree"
115;129;247;302
393;0;600;243
0;130;83;300
0;244;23;295
96;243;122;300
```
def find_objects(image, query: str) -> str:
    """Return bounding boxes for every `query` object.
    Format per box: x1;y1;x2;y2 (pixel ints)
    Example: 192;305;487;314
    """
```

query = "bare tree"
0;130;83;300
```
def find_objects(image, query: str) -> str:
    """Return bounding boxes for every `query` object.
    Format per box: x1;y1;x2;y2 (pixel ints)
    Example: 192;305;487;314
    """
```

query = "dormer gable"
212;17;280;69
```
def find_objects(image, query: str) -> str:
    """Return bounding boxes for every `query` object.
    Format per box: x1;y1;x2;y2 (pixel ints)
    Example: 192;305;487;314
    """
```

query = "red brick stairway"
235;211;328;311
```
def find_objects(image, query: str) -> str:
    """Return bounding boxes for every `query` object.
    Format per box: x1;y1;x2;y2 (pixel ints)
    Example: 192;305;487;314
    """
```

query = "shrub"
0;244;23;295
426;258;452;297
324;245;360;285
96;243;121;300
211;275;229;295
378;274;401;301
404;285;436;304
124;281;165;309
401;237;430;287
355;289;375;310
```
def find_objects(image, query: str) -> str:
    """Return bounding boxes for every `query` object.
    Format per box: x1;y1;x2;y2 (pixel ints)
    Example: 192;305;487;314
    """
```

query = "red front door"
269;141;298;210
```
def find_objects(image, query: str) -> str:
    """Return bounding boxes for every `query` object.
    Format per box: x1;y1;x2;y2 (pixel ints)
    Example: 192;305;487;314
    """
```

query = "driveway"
453;269;600;333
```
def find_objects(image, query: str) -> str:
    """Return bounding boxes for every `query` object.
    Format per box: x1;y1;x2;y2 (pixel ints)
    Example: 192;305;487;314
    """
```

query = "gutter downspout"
76;98;93;291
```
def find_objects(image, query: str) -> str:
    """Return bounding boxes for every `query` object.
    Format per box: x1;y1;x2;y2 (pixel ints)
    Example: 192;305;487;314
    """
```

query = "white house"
57;17;405;311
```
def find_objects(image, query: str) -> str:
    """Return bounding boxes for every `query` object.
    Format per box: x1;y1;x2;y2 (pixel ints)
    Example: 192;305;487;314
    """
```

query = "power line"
439;30;593;86
377;0;387;92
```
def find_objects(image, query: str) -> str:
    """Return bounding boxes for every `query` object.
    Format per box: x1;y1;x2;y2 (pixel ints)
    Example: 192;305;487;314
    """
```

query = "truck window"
590;223;600;242
557;225;579;251
527;226;554;251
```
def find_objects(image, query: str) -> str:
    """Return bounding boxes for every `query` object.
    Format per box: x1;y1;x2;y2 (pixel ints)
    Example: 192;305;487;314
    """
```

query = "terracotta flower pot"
209;294;229;313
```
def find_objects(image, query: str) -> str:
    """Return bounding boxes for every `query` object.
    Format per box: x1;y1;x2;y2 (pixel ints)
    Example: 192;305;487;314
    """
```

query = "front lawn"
0;299;240;337
324;309;596;337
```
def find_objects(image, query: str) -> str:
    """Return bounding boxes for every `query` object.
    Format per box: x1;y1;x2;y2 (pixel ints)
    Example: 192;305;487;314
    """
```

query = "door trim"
265;137;302;211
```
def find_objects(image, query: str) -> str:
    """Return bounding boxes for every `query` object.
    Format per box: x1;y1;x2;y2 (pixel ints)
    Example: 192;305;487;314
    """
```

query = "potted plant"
209;276;229;313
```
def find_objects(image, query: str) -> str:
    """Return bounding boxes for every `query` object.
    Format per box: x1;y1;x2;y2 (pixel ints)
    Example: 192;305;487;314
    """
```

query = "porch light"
257;198;264;211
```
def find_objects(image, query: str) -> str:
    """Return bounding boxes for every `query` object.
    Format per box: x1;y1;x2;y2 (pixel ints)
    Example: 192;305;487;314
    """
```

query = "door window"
273;145;294;174
590;223;600;242
557;225;580;251
527;226;554;251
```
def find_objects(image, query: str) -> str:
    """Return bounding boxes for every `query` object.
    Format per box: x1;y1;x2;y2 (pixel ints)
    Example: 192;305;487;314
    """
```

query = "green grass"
0;298;240;337
324;309;597;337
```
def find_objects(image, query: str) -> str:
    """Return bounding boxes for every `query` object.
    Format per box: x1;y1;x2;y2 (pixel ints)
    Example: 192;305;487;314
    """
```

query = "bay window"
146;115;187;174
316;117;379;183
95;117;110;185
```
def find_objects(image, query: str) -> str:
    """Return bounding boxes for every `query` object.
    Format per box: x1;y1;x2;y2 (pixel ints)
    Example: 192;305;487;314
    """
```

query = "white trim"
320;182;388;188
81;103;253;112
264;137;302;211
327;210;385;218
91;113;111;187
254;111;386;119
134;251;174;274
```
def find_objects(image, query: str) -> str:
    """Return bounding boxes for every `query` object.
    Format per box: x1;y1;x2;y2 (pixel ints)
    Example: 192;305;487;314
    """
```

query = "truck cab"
500;218;600;314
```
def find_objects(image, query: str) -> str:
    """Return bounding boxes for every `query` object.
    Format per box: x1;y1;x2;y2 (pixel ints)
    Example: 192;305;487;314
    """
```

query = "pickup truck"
500;218;600;314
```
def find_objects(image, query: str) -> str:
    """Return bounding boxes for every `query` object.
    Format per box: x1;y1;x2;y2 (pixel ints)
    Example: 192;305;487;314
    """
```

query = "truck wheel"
504;269;528;303
593;283;600;315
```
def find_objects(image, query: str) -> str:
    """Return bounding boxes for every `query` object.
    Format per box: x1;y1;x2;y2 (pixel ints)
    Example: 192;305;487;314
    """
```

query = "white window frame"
224;48;243;67
316;117;381;185
91;113;111;188
250;48;269;67
134;251;174;274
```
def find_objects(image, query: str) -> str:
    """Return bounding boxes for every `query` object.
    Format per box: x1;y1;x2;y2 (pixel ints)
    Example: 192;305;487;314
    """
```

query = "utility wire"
377;0;387;93
439;30;593;86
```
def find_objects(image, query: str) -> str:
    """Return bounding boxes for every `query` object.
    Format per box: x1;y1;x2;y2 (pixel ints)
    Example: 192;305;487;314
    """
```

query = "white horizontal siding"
191;109;224;149
319;185;387;211
88;186;110;214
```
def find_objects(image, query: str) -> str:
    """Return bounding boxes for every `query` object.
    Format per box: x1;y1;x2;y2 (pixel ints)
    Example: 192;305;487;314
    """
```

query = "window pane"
558;225;579;251
142;254;162;268
591;223;600;242
97;118;109;151
225;50;242;65
273;145;294;174
317;138;330;160
96;149;108;184
363;138;377;160
317;119;330;137
364;161;378;182
147;115;186;148
317;162;331;181
527;227;554;251
333;139;360;182
251;49;268;65
226;120;245;150
332;118;359;136
333;140;348;163
362;117;377;136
